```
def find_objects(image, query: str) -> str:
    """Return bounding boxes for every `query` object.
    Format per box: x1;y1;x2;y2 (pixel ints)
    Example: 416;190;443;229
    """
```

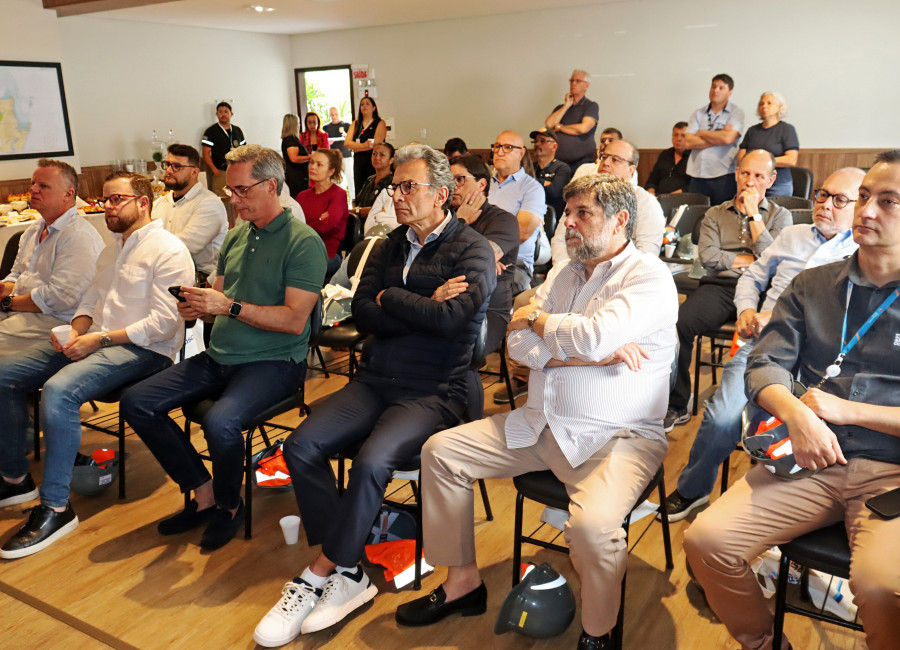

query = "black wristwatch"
0;296;11;312
229;301;243;319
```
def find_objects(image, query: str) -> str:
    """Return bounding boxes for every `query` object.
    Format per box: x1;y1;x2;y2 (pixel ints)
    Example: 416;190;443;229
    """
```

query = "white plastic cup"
279;515;301;545
52;324;74;346
664;243;676;257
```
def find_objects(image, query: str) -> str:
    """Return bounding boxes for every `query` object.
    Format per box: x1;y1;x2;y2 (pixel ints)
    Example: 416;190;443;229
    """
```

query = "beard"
105;210;140;234
565;227;610;263
164;177;189;192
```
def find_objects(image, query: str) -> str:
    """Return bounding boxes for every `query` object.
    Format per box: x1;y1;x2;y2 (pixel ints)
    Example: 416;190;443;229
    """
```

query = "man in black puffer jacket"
254;144;496;646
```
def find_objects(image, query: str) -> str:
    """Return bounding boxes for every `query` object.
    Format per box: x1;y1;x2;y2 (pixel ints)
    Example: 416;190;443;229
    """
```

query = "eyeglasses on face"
453;175;476;186
386;180;432;196
160;161;197;172
813;189;856;209
223;178;270;198
490;143;524;154
101;194;140;207
598;152;633;166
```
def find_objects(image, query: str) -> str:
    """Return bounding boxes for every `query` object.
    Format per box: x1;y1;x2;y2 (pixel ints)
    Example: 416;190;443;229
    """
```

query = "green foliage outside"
305;79;351;123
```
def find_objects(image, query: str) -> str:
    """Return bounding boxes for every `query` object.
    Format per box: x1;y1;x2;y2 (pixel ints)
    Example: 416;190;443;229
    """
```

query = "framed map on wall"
0;61;74;160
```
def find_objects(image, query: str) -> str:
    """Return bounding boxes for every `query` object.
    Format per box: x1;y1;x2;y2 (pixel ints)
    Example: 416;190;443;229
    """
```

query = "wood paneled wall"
0;163;159;202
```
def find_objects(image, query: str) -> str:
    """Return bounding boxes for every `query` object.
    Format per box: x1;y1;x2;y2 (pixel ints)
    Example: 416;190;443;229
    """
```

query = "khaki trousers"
0;311;66;359
421;413;667;635
683;460;900;650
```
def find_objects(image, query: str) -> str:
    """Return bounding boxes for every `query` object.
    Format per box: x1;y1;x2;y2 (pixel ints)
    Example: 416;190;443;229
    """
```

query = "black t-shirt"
323;122;352;157
281;135;309;197
201;123;247;170
552;97;600;164
645;147;691;195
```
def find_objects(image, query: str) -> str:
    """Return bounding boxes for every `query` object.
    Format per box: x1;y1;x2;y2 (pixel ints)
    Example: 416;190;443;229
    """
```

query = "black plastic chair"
790;167;814;200
790;208;813;225
773;523;862;641
658;193;710;223
672;208;709;297
543;205;558;240
769;196;813;211
692;322;736;416
0;230;23;279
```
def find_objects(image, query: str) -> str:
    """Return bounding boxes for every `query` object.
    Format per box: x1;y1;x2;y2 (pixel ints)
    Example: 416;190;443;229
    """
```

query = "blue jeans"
0;342;171;508
121;352;306;511
690;174;738;207
676;342;754;500
766;170;794;198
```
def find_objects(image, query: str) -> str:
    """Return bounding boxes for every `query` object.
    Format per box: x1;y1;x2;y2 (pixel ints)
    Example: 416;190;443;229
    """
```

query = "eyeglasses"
223;179;269;198
160;161;197;172
599;152;633;166
813;189;856;209
386;180;432;196
533;138;555;146
101;194;140;207
569;78;588;84
453;175;476;186
490;143;524;154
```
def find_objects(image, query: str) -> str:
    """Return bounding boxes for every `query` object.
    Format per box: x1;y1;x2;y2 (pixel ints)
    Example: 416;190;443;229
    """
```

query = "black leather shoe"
395;582;487;627
0;474;39;508
157;499;217;535
200;501;245;550
577;630;614;650
1;503;78;559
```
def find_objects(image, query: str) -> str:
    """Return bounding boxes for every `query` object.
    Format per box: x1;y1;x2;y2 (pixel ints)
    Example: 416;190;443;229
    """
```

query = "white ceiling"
91;0;616;36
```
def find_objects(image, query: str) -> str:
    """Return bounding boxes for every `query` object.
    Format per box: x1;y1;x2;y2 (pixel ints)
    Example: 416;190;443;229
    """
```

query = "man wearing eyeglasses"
0;171;194;559
122;145;327;552
153;144;227;287
488;131;546;295
664;168;863;522
530;129;571;220
0;159;104;358
253;145;496;644
544;69;600;174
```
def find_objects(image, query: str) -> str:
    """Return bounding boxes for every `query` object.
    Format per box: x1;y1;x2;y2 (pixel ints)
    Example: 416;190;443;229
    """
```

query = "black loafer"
577;630;614;650
157;499;217;535
200;501;245;550
395;582;486;627
1;503;79;559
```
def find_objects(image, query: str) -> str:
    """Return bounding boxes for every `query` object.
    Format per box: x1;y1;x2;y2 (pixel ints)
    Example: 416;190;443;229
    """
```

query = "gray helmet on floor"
71;449;119;496
494;563;576;638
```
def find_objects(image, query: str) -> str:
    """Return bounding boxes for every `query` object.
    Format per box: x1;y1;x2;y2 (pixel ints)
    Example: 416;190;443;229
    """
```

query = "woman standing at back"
344;96;387;196
738;92;799;197
281;114;311;198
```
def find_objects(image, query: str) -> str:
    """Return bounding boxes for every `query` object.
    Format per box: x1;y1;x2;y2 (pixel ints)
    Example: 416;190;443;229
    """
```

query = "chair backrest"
544;205;558;240
790;208;813;225
790;167;814;199
0;231;23;279
347;237;385;277
341;214;365;253
463;316;490;423
690;207;708;245
769;195;813;211
659;192;710;223
308;294;324;346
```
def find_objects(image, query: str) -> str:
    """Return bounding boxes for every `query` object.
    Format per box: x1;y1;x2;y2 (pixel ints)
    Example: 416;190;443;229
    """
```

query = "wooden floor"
0;349;867;650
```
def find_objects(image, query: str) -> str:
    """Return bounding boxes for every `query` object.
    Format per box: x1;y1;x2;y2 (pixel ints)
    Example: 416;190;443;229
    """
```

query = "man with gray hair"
122;144;327;552
253;144;496;645
0;159;104;357
545;69;600;174
395;174;679;650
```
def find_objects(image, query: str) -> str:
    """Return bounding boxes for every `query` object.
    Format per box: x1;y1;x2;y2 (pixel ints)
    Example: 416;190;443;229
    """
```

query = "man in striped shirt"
396;174;679;650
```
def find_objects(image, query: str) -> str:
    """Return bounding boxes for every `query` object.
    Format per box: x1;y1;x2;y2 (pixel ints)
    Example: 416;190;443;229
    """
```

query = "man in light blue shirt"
684;74;745;206
663;167;865;521
488;130;546;294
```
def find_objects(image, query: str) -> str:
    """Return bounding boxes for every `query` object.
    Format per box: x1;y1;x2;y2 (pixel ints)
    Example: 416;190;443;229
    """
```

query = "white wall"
289;0;900;151
1;0;293;184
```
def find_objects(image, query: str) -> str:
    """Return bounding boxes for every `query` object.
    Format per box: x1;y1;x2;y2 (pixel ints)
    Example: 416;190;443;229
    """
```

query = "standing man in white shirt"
395;174;678;650
0;159;104;356
0;171;194;559
154;144;227;287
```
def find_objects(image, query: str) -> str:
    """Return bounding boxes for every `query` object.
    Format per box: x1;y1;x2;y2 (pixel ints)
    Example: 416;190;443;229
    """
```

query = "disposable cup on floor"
52;324;74;346
664;243;676;257
279;515;301;545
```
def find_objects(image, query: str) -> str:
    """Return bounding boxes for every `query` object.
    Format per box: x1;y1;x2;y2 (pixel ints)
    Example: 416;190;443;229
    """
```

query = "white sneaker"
300;565;378;633
253;579;321;647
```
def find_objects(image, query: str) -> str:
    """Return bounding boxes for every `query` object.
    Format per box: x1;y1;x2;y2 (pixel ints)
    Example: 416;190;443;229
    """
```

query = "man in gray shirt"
544;69;600;174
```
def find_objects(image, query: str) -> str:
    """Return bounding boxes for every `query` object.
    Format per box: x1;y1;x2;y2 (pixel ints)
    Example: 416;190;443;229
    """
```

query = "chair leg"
313;346;330;379
244;427;254;540
411;480;423;591
512;492;525;587
337;456;345;495
656;473;673;569
32;392;41;461
499;348;517;412
720;456;730;494
693;335;703;416
477;478;493;521
118;411;126;500
773;552;791;645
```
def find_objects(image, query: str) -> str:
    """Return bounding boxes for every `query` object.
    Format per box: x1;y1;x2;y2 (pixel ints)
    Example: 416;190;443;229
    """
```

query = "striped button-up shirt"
505;242;679;467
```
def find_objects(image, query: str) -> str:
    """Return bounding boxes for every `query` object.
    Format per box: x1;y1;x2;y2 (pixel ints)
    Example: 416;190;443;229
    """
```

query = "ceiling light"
246;5;275;12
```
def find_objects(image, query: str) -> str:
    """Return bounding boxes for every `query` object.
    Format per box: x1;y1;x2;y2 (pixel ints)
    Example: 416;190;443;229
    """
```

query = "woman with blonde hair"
738;91;799;196
281;113;311;197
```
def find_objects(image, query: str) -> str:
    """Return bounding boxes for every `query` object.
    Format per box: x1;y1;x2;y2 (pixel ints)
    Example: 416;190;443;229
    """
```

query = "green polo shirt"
207;209;327;365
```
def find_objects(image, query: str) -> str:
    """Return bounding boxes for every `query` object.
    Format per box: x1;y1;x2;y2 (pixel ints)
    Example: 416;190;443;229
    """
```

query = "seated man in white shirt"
0;159;104;357
362;187;399;234
395;174;679;650
154;144;228;287
557;140;665;259
0;171;194;559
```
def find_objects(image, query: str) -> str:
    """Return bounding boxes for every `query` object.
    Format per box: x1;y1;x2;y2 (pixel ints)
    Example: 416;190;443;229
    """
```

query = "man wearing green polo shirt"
122;144;327;551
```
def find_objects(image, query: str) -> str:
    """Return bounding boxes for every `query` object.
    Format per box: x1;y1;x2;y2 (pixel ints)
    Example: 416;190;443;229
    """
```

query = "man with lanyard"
663;167;864;521
684;150;900;650
530;128;572;220
683;74;745;206
544;69;600;175
202;102;247;198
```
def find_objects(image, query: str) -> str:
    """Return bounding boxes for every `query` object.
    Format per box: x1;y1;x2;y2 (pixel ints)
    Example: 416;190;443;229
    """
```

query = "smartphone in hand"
168;286;186;302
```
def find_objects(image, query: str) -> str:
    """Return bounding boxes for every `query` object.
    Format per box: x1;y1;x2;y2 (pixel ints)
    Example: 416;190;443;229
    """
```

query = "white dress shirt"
505;242;678;467
75;220;195;360
153;182;227;276
551;184;665;262
4;207;104;322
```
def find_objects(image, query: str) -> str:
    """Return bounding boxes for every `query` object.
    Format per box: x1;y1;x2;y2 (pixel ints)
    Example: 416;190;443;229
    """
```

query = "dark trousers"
283;376;461;567
669;281;737;411
566;155;596;176
121;352;306;510
690;174;737;207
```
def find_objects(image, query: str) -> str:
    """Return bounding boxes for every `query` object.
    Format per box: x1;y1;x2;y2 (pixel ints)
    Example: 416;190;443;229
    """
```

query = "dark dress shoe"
577;630;613;649
157;499;217;535
1;503;79;559
200;501;245;550
395;582;487;627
